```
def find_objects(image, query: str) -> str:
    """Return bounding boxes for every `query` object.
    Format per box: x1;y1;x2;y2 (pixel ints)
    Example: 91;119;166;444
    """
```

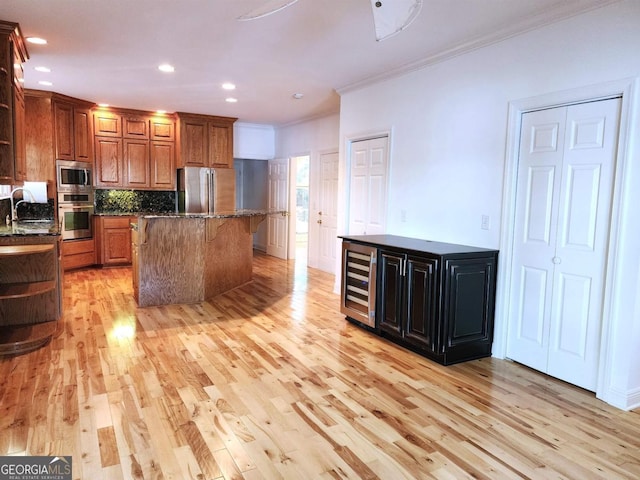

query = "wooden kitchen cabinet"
151;116;175;141
61;237;95;271
95;215;133;266
0;236;63;355
94;110;122;137
123;138;150;188
176;112;236;168
0;20;28;183
150;140;175;189
94;136;123;187
208;121;234;168
13;87;26;181
54;99;94;162
93;109;176;190
123;114;149;139
341;235;498;365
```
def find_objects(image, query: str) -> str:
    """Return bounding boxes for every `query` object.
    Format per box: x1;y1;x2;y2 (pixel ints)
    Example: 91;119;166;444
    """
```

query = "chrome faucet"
1;187;36;223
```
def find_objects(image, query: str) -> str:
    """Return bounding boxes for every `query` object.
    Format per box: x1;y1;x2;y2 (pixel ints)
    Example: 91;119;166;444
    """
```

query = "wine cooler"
340;241;377;328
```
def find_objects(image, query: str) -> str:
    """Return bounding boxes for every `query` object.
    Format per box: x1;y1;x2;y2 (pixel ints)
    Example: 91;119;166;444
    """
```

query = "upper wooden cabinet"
54;98;94;162
176;113;236;168
94;136;123;188
0;20;28;183
93;108;176;190
150;141;175;190
94;111;122;137
23;90;94;191
151;117;175;141
123;115;149;139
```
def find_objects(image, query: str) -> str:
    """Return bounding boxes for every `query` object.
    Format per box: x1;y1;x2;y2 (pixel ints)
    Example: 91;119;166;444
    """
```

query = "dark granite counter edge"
339;234;498;256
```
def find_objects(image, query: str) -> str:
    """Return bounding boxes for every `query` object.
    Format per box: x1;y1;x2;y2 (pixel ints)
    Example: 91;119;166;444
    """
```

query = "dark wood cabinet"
341;235;498;365
176;113;236;168
95;215;133;266
380;252;439;353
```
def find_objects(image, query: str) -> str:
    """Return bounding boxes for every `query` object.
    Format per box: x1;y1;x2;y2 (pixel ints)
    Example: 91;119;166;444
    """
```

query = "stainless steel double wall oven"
56;160;94;240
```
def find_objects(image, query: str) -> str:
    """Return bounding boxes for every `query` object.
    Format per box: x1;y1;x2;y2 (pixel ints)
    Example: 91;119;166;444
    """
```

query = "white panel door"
348;136;388;235
317;151;339;273
267;158;290;259
507;108;566;372
507;98;621;391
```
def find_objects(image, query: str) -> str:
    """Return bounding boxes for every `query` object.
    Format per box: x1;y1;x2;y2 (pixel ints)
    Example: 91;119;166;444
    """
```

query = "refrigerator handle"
208;169;214;214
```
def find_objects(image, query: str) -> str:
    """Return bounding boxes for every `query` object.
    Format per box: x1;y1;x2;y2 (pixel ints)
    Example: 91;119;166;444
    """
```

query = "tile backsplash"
95;189;176;214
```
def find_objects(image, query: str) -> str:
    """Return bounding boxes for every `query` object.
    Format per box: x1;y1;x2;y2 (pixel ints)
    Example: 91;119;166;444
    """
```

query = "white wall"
234;123;275;160
337;1;640;410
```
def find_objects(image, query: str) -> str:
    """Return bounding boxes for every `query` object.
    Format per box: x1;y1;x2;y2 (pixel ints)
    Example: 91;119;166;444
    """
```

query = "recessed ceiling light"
292;93;304;99
97;103;110;108
34;66;51;73
225;98;238;103
158;64;175;73
156;110;167;114
26;37;47;45
38;80;53;86
222;83;236;90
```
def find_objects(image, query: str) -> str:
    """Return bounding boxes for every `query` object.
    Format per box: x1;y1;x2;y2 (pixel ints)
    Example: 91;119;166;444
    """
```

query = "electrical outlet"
481;215;490;230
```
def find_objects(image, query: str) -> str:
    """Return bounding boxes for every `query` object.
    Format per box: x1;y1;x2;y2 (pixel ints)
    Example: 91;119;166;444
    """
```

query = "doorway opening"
294;155;310;267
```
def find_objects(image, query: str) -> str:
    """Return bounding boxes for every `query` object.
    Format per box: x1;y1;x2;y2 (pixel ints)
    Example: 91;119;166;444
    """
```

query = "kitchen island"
132;211;267;307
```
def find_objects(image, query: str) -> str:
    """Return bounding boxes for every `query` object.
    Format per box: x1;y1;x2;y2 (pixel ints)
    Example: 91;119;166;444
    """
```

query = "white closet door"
508;107;566;373
348;136;388;235
507;98;621;391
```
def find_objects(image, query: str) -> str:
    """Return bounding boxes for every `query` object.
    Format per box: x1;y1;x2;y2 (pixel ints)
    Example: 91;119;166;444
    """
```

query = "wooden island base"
132;214;266;307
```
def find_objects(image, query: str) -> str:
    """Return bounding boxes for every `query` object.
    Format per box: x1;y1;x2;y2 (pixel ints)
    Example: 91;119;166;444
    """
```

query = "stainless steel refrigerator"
177;167;236;214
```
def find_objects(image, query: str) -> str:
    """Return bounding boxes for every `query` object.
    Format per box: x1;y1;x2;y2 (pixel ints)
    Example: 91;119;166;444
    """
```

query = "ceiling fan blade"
237;0;301;21
370;0;423;41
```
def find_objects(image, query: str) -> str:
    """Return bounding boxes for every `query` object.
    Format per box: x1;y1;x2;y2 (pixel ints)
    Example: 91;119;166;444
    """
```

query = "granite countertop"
0;220;59;237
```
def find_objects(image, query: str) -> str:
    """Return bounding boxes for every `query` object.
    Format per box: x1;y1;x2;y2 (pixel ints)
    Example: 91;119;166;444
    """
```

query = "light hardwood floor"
1;251;639;479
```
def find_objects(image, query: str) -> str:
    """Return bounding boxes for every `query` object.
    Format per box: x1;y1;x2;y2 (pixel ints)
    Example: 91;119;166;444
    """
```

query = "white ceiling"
0;0;614;126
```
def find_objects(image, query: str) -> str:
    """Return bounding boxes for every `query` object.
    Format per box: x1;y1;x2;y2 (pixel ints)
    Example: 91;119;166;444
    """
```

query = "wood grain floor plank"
1;253;639;479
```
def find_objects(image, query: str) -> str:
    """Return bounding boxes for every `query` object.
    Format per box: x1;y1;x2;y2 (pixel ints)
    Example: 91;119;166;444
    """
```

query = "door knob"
317;219;322;224
318;211;322;216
